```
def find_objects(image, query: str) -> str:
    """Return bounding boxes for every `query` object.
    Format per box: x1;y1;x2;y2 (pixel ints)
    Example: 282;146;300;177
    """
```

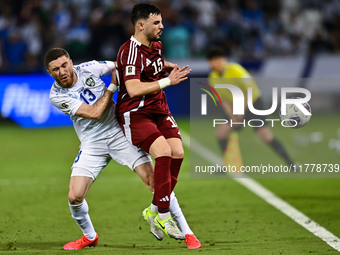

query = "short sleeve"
119;46;142;82
75;60;115;78
50;93;83;117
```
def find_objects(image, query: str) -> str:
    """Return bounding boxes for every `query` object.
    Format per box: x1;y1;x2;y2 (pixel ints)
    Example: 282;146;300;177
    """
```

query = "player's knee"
160;145;172;157
68;192;85;205
172;148;184;159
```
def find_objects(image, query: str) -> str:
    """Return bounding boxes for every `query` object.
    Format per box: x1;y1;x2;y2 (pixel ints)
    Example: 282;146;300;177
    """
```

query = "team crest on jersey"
126;65;136;76
60;102;70;109
85;77;95;87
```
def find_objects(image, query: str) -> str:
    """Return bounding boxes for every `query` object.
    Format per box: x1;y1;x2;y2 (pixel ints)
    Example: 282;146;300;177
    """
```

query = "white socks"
158;212;171;220
169;192;193;235
69;199;96;240
151;202;158;213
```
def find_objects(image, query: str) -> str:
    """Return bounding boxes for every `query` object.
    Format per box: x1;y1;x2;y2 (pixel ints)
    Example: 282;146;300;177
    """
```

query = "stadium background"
1;0;340;254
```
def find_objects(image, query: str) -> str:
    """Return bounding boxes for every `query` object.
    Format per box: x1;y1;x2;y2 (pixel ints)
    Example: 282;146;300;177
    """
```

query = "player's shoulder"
227;62;246;72
119;40;130;53
118;37;143;66
49;82;65;101
74;60;103;72
208;70;219;78
226;63;249;76
119;37;140;53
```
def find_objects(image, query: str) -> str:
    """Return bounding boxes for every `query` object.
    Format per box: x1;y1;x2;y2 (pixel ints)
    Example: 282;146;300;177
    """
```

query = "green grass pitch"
1;114;340;254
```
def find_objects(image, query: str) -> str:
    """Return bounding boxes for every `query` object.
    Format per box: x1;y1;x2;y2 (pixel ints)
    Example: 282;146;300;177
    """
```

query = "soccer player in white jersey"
45;48;198;250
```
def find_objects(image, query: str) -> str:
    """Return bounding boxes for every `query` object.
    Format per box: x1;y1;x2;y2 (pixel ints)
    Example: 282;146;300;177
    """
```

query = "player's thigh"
71;144;111;180
155;114;182;157
149;135;172;158
118;111;162;152
107;131;152;171
157;114;181;141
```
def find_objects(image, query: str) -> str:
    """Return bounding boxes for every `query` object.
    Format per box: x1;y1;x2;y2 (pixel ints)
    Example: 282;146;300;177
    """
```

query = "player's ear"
137;20;144;31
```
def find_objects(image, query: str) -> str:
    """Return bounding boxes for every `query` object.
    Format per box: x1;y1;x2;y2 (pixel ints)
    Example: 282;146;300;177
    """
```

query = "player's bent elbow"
127;90;143;98
92;115;101;121
128;91;138;98
126;80;144;98
92;112;102;120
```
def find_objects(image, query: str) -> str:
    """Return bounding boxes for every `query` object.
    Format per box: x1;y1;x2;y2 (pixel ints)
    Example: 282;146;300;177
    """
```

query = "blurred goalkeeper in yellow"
207;46;295;167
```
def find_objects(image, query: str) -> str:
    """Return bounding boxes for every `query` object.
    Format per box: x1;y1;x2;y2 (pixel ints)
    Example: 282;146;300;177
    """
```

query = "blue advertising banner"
0;74;114;128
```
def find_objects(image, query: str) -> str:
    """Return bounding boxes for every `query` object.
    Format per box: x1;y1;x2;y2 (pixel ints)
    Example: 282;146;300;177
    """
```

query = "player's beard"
58;72;74;88
148;31;162;42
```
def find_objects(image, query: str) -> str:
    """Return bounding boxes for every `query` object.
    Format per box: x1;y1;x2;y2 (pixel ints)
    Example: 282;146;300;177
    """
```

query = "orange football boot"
63;233;98;250
184;234;201;249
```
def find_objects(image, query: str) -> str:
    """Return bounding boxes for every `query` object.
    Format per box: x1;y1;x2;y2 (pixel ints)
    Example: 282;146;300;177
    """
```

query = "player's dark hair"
44;48;70;69
131;3;161;26
207;47;226;60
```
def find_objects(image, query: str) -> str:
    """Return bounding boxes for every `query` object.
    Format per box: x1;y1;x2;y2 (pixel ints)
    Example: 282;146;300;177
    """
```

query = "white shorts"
71;130;152;180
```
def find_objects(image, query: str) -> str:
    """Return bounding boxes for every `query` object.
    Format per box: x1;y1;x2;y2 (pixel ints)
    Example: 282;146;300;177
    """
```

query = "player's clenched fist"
168;65;192;86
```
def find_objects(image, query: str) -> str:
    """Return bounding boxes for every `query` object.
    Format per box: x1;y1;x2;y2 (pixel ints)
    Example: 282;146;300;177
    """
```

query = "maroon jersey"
116;36;170;118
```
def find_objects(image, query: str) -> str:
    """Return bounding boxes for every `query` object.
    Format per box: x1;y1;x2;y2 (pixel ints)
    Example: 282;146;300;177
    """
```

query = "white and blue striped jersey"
49;60;121;144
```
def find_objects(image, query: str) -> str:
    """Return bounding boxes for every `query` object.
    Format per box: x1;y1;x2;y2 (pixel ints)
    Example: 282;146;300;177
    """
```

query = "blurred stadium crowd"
0;0;340;74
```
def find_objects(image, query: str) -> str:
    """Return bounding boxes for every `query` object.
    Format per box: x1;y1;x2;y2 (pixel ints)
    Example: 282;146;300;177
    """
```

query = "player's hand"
168;65;192;86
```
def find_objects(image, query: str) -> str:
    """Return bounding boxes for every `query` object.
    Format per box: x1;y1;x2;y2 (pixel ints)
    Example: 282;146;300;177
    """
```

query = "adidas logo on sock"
159;196;169;202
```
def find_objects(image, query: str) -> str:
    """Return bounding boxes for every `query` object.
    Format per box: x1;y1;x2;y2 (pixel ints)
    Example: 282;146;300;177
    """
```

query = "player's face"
48;55;76;88
144;14;164;41
209;57;227;74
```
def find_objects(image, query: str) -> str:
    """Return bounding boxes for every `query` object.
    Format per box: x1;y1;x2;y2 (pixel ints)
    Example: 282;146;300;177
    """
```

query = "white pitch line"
181;130;340;252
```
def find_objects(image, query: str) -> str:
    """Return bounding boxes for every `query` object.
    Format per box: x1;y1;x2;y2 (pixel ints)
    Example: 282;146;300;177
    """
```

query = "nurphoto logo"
200;84;312;128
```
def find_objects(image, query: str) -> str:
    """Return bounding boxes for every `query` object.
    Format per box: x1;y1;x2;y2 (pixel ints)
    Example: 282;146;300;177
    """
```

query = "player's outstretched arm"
126;65;191;98
75;70;117;120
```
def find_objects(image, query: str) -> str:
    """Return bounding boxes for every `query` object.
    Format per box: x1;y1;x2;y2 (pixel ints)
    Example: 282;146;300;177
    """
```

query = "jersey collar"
130;36;142;46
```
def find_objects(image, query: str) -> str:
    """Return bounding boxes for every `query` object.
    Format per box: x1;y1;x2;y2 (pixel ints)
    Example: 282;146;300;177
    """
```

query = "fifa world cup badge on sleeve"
126;66;136;76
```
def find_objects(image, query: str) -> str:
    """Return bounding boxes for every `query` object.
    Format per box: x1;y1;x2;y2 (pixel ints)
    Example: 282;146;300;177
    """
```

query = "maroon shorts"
117;111;181;153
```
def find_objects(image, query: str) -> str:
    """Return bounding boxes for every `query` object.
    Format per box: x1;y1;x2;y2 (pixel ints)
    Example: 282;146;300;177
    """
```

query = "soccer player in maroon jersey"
115;3;200;247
